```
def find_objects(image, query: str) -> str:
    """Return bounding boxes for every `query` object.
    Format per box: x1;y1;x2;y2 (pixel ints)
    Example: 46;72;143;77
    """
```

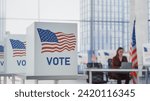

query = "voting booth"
4;34;26;74
0;42;4;73
142;43;150;66
77;52;88;74
97;50;115;65
26;22;77;75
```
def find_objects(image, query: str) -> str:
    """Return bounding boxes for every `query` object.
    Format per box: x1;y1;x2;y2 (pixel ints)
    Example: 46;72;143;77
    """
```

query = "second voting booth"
143;43;150;66
4;34;26;74
26;22;78;76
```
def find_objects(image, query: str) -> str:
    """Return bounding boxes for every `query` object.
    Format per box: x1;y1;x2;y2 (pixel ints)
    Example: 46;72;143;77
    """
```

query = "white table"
15;74;88;84
85;68;148;84
0;73;16;84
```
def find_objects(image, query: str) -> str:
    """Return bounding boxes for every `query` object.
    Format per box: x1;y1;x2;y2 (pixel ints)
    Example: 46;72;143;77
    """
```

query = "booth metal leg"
54;80;59;84
4;76;7;84
137;72;140;84
0;76;1;84
12;75;15;84
21;79;25;84
146;68;149;84
35;80;38;84
89;71;92;84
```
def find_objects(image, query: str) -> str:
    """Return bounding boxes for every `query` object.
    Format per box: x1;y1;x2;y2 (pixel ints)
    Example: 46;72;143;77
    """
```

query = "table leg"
146;68;149;84
137;71;140;84
89;71;92;84
4;76;7;84
12;75;15;84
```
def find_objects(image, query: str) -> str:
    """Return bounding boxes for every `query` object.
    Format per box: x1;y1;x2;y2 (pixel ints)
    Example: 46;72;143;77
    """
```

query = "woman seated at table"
111;47;131;84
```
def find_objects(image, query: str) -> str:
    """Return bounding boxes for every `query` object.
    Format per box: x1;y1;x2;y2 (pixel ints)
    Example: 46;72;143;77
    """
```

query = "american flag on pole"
10;39;26;57
129;20;138;84
37;28;76;53
0;45;4;59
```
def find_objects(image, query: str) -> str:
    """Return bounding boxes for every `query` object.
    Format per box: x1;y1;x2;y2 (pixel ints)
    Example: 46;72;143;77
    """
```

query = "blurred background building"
80;0;130;54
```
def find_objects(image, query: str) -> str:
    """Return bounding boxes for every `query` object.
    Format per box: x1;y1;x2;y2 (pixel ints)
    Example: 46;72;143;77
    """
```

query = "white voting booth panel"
0;42;4;72
26;22;77;76
4;35;26;74
142;43;150;66
97;50;115;65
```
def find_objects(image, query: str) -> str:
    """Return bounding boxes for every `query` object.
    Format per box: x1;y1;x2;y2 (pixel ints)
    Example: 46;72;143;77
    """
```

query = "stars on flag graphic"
10;39;26;57
0;45;4;59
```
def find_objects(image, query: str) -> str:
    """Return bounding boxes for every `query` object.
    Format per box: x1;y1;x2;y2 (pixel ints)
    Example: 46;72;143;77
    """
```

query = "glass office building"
80;0;130;53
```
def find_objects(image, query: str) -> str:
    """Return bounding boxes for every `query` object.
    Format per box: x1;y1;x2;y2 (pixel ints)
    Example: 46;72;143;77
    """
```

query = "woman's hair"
116;47;124;57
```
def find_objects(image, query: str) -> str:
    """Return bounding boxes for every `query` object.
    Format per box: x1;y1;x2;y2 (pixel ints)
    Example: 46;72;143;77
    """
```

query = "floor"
0;76;149;84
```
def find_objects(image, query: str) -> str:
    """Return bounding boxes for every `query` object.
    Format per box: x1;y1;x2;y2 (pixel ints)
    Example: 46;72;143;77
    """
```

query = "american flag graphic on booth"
37;28;76;53
144;47;148;52
0;45;4;59
10;39;26;57
104;52;109;56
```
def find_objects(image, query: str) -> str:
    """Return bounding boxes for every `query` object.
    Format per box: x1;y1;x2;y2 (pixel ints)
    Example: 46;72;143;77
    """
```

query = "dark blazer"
112;56;127;69
110;56;130;80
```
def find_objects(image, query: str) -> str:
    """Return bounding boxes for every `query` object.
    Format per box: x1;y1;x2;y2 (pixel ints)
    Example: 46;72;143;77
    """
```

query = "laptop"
120;62;132;69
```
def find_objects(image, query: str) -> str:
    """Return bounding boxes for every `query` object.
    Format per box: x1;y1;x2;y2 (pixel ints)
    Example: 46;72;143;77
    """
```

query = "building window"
80;0;130;53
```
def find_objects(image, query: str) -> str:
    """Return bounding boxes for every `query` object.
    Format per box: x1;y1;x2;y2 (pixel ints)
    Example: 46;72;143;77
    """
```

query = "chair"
107;58;118;83
107;58;130;84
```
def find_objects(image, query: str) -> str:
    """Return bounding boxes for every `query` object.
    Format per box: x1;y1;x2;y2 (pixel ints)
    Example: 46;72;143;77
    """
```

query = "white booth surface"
26;22;78;76
4;34;26;74
143;43;150;66
0;43;4;73
97;50;116;65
